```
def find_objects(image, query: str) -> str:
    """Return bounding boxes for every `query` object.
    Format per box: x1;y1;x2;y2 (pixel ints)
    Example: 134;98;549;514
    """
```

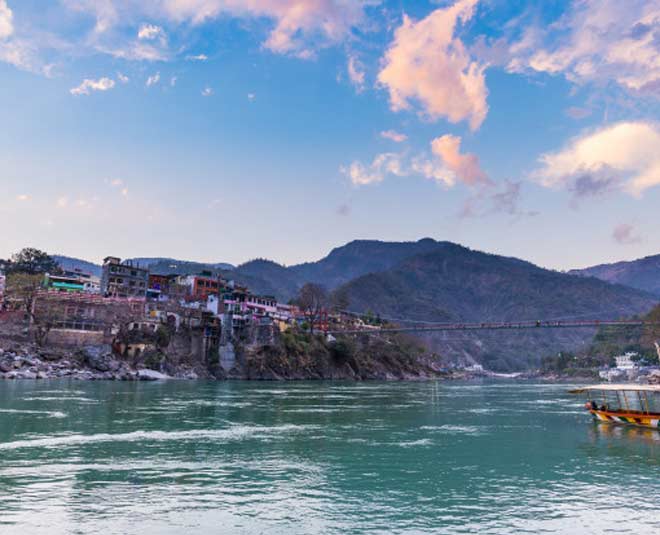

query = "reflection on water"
0;380;658;535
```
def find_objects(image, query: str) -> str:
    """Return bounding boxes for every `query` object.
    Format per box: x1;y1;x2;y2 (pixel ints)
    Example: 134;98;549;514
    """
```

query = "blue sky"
1;0;660;270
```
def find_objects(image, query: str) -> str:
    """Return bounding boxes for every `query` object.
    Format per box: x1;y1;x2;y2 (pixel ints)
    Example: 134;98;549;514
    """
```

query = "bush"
329;338;355;363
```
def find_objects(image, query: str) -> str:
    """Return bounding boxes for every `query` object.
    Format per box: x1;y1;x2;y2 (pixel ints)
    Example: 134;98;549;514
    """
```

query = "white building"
614;352;638;370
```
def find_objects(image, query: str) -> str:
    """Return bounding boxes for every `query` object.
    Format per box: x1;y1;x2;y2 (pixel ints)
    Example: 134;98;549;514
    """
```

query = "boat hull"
590;410;660;429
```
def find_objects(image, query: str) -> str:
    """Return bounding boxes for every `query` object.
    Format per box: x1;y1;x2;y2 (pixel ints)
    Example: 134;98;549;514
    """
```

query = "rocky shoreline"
0;343;199;381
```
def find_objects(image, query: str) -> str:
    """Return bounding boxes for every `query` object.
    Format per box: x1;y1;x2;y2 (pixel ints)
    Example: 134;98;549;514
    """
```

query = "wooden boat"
570;384;660;429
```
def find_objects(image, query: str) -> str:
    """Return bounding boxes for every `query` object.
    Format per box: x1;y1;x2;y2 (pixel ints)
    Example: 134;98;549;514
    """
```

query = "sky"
1;0;660;270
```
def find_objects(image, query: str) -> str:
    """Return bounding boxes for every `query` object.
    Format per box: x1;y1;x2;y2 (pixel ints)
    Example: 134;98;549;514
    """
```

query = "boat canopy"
569;384;660;394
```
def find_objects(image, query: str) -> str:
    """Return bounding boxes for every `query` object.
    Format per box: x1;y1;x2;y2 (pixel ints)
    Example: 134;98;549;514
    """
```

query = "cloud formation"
347;54;365;92
380;129;407;142
430;135;490;187
377;0;488;130
138;23;165;41
186;53;208;61
146;72;160;86
343;134;489;189
341;152;405;186
534;121;660;197
507;0;660;95
70;77;116;95
612;223;642;245
0;0;13;39
137;0;372;58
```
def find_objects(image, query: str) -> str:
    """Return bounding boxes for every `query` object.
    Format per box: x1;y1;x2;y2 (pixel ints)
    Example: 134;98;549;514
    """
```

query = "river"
0;380;658;534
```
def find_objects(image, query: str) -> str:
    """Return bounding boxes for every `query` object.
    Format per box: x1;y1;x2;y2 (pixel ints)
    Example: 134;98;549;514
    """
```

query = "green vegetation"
242;327;436;380
541;304;660;374
7;248;59;275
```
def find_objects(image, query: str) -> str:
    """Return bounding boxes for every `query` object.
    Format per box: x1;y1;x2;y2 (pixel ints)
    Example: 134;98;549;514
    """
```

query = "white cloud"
0;0;13;39
430;134;490;187
16;194;30;202
138;23;165;41
117;71;129;83
70;77;115;96
341;152;406;186
533;121;660;197
377;0;488;131
380;129;407;143
99;41;168;61
347;54;365;92
507;0;660;95
158;0;371;58
201;86;213;96
186;53;208;61
146;72;160;86
247;92;255;101
612;223;642;245
343;134;489;188
0;1;58;75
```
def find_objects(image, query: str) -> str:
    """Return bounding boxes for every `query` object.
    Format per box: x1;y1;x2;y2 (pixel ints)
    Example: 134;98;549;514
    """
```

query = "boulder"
137;369;171;381
82;345;115;372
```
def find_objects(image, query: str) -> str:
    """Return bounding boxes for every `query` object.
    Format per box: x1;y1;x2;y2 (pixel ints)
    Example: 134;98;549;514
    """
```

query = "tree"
6;273;57;345
296;283;328;334
330;287;350;313
9;248;59;275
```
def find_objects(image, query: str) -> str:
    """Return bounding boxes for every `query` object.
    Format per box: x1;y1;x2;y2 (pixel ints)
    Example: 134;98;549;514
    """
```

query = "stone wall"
46;329;105;347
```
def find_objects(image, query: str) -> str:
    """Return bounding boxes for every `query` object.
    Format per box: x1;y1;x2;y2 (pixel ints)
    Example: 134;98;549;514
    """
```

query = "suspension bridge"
327;317;660;335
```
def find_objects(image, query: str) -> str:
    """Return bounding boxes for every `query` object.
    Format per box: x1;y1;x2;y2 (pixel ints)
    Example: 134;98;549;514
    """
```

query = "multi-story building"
100;257;148;298
178;273;220;301
147;274;171;300
43;269;100;294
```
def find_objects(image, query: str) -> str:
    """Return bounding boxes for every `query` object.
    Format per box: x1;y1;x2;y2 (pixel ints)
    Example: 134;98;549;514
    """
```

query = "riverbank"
0;331;452;381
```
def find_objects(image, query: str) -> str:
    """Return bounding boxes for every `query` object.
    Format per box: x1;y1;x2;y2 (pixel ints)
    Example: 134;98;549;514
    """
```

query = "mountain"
336;244;658;371
126;258;235;272
289;238;446;290
569;254;660;297
233;259;301;301
53;255;102;277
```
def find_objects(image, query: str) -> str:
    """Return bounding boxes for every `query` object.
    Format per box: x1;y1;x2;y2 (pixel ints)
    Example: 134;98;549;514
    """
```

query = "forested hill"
335;244;658;371
569;254;660;297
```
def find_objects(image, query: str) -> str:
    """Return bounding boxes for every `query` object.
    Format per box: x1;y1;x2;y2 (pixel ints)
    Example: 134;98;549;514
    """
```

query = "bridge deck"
328;320;660;335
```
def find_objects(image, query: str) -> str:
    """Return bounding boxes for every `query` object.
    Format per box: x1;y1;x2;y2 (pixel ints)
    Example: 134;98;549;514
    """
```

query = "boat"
570;384;660;429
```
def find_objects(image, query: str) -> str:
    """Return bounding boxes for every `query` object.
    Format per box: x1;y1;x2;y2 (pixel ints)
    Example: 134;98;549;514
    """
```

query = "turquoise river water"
0;380;658;534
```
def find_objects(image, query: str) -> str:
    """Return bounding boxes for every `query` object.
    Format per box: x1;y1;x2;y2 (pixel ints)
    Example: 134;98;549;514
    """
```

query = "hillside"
289;238;446;290
569;254;660;297
336;244;658;371
126;257;235;272
53;255;102;277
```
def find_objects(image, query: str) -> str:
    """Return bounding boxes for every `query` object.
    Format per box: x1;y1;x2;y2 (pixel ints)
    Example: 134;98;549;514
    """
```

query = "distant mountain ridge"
569;254;660;297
